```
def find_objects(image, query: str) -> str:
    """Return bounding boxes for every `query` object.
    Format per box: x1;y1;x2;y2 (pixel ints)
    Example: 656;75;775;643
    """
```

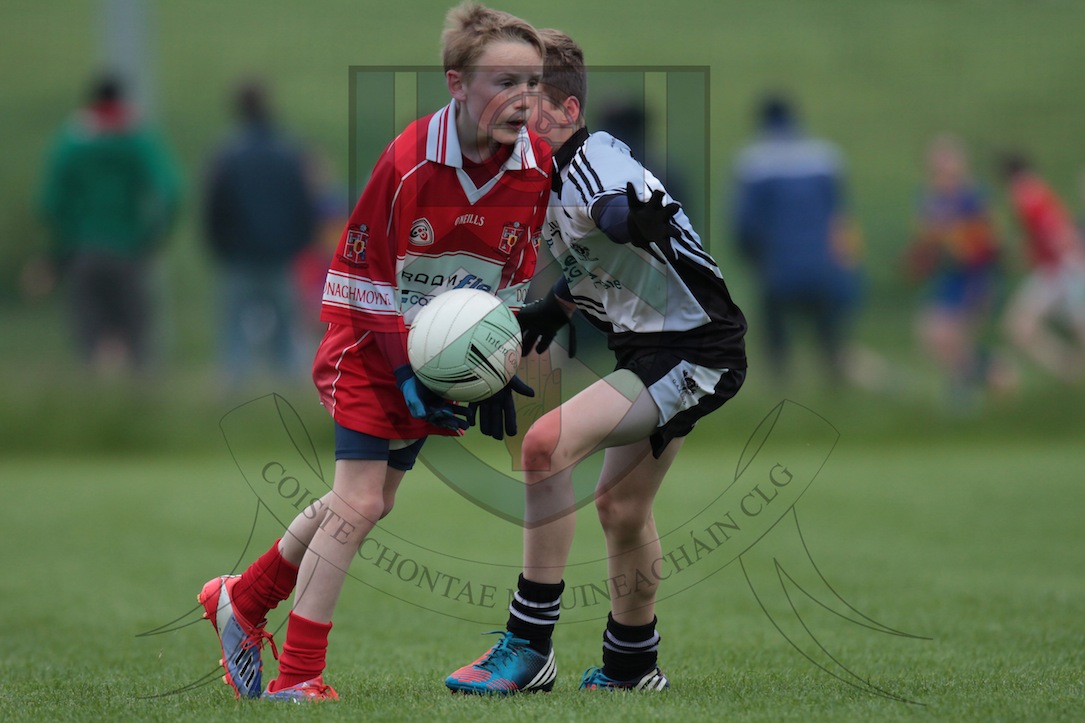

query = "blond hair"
441;2;544;73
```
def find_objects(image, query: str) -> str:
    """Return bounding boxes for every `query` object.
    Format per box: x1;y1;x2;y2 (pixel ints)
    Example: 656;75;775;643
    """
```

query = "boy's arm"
320;143;402;332
518;276;576;356
590;182;680;259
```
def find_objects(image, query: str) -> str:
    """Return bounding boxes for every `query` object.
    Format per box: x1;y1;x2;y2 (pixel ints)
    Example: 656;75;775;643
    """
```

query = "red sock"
268;612;333;691
233;539;299;624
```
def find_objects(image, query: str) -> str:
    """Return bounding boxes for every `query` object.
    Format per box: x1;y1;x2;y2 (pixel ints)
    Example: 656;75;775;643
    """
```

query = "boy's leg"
446;372;658;694
517;372;657;647
587;438;681;686
594;437;682;625
270;459;405;694
198;499;325;699
1004;272;1083;382
522;371;659;582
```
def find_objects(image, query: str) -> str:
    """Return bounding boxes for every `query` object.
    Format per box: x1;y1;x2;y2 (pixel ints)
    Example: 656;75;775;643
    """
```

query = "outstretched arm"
591;182;680;259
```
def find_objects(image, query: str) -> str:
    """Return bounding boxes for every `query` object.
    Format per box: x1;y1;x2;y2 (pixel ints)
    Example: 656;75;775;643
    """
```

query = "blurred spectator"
203;78;318;386
38;72;181;376
999;152;1085;383
904;134;1006;407
731;93;862;386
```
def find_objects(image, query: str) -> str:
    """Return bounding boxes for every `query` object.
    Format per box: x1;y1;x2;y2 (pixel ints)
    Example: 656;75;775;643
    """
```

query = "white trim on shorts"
645;360;730;429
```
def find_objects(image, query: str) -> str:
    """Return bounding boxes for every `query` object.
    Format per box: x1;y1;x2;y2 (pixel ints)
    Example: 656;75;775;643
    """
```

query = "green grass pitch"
2;0;1085;720
1;430;1082;721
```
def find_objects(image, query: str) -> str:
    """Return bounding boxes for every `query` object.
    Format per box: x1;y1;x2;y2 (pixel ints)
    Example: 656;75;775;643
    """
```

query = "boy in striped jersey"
446;29;747;694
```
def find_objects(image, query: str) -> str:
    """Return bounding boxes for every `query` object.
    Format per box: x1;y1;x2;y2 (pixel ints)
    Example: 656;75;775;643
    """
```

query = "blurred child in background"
999;152;1085;383
905;134;1005;407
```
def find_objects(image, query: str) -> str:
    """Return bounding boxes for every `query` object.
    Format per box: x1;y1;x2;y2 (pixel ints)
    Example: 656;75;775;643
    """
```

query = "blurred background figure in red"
292;152;349;359
38;71;181;377
999;151;1085;384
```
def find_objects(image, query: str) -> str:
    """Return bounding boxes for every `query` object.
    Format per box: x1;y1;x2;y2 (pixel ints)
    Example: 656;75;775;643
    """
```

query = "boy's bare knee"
379;497;395;520
521;417;561;478
329;489;385;528
595;491;647;538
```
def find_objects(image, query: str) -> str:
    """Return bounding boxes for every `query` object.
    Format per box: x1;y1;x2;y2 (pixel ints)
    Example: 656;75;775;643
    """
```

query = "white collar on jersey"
425;99;541;172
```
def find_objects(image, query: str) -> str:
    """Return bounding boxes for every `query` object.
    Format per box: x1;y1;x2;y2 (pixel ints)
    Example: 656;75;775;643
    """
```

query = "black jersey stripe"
570;158;601;197
572;148;607;194
570;158;600;200
566;169;592;205
674;227;720;269
571;293;606;314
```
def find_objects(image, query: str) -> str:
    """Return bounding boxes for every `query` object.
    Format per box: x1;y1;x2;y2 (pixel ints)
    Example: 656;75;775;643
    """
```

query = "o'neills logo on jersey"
455;213;485;227
342;225;369;265
499;221;525;254
409;218;434;246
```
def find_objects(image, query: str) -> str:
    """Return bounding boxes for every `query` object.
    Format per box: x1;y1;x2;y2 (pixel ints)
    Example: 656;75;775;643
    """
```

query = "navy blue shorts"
333;422;426;471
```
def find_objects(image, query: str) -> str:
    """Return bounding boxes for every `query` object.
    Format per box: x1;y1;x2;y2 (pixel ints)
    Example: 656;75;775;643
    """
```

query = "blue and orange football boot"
445;631;556;695
198;575;278;699
579;665;670;691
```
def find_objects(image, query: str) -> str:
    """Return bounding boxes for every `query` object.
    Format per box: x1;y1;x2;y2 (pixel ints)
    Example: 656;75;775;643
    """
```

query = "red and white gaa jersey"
314;99;551;439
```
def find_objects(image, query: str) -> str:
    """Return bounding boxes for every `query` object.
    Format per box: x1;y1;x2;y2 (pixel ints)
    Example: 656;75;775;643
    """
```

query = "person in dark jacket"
731;93;862;385
204;79;318;385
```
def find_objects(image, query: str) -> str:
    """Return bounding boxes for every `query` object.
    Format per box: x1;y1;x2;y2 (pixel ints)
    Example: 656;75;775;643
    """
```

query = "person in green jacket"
39;72;181;374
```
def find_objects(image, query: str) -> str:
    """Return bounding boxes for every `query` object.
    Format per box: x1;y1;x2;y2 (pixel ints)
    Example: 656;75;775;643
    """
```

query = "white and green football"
407;288;522;403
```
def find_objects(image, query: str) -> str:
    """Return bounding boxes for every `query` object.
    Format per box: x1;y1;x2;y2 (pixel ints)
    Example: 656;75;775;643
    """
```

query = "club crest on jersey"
499;221;525;254
409;218;435;246
530;229;541;251
342;225;369;265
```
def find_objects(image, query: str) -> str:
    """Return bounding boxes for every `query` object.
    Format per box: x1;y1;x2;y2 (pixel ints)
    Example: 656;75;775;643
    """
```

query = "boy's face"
927;145;967;192
528;88;579;155
449;40;543;151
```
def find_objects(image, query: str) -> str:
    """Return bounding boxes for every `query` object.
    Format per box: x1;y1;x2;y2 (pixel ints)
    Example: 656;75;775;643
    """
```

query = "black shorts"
617;348;746;457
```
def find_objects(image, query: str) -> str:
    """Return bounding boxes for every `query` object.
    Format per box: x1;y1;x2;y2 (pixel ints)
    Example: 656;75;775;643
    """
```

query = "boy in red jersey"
197;2;551;702
1000;152;1085;383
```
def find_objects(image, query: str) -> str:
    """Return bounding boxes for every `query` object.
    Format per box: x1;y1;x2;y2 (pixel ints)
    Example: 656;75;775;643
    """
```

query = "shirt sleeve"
320;142;405;335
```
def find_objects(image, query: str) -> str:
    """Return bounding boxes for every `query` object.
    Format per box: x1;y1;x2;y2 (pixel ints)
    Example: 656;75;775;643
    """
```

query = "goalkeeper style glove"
393;365;470;431
624;181;681;251
468;375;535;440
518;278;577;357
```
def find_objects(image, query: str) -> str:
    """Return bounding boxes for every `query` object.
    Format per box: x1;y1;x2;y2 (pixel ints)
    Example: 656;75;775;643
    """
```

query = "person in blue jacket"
731;93;862;385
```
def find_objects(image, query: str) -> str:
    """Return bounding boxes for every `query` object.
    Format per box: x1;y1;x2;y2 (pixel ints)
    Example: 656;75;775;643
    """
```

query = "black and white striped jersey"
546;128;746;368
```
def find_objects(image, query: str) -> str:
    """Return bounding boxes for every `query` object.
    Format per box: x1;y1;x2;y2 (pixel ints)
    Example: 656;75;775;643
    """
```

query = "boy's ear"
563;95;582;126
447;70;467;102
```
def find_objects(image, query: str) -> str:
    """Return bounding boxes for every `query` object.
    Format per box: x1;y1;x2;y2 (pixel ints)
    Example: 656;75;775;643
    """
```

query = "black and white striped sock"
506;574;564;654
601;613;660;681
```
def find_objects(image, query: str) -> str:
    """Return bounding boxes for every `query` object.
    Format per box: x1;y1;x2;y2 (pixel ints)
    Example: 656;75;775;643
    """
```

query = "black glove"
393;365;470;431
518;291;576;357
625;181;681;250
467;375;535;440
